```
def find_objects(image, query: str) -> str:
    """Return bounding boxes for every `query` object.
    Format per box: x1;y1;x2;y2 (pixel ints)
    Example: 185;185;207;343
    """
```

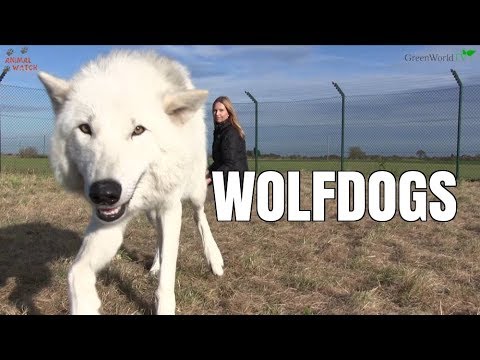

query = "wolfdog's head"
38;50;208;223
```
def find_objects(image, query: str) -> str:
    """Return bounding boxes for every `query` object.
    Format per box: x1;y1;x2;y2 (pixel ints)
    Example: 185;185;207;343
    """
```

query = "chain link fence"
0;84;54;174
1;82;479;179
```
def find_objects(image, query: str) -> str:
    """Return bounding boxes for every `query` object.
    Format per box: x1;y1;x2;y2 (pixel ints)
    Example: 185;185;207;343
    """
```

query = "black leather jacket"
208;120;248;186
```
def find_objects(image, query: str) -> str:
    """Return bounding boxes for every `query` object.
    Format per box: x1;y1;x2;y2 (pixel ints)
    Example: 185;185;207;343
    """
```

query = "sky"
1;45;479;157
2;45;480;102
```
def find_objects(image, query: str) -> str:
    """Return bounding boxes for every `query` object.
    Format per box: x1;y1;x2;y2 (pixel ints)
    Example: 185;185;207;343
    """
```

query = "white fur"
38;50;224;315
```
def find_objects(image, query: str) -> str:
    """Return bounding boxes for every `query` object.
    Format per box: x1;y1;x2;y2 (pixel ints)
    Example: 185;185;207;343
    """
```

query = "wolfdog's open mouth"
96;202;128;222
94;171;145;223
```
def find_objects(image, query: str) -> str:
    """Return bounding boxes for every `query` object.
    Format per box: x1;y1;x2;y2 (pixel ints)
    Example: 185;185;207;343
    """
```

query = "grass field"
1;172;480;315
1;156;50;174
248;159;480;180
2;156;479;180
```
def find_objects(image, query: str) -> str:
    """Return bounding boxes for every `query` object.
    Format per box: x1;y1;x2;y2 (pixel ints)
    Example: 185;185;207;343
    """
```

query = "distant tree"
348;146;366;159
19;146;38;158
416;149;427;159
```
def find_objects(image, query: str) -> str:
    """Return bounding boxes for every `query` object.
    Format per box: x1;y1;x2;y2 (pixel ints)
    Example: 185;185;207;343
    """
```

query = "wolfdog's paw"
211;261;224;277
149;264;160;277
148;252;161;277
74;309;101;315
206;244;224;276
72;300;101;315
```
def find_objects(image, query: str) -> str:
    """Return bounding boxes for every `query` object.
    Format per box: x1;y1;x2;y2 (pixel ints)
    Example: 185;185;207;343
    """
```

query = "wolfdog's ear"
38;71;71;115
163;89;209;124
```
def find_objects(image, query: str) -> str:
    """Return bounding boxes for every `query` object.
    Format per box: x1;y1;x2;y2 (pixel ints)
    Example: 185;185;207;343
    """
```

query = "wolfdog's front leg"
68;218;125;314
155;201;182;315
146;210;162;276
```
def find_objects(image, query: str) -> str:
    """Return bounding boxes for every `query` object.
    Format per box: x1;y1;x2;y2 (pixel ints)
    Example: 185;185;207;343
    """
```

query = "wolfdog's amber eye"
79;124;92;135
132;125;146;136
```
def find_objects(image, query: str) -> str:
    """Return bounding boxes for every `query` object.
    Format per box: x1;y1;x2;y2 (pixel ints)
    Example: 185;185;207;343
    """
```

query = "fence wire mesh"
1;82;479;179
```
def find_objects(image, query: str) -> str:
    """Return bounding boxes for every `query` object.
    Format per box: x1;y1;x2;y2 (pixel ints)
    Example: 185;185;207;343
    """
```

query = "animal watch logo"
4;46;37;72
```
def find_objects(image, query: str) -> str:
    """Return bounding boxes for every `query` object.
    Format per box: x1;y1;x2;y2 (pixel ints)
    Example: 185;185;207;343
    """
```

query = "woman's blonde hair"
212;96;245;139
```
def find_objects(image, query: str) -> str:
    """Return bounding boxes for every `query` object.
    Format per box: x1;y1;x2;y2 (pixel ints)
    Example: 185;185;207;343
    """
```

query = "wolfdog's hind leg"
68;218;126;314
191;201;224;276
146;210;162;276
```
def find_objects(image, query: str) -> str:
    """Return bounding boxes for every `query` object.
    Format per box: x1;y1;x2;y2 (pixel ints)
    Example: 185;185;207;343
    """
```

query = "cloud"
4;45;480;106
156;45;480;103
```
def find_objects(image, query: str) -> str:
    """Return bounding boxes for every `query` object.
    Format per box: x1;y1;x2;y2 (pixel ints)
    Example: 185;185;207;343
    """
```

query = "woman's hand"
205;170;212;185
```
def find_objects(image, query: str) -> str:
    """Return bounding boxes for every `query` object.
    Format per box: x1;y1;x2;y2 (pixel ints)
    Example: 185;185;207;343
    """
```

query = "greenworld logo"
462;49;476;57
405;49;476;62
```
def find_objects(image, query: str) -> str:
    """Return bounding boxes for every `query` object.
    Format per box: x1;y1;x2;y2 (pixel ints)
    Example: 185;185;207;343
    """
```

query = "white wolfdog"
38;50;224;315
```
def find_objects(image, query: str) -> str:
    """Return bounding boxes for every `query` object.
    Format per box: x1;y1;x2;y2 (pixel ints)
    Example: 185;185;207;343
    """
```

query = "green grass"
2;156;478;180
248;159;480;180
1;156;51;174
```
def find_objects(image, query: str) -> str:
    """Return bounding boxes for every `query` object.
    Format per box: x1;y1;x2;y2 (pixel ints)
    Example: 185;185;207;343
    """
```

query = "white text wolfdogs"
38;50;224;315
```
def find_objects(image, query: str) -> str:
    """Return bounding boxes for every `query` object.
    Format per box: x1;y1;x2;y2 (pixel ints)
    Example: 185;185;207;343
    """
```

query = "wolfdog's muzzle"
89;179;127;222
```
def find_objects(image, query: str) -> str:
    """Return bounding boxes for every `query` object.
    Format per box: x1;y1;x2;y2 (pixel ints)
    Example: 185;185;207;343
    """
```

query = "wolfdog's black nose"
89;180;122;205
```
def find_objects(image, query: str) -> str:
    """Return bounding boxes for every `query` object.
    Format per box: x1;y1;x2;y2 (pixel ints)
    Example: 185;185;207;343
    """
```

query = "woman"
206;96;248;189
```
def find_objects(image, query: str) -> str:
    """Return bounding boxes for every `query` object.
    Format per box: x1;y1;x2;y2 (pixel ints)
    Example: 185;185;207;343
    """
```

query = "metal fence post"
0;67;10;174
0;85;2;174
332;82;345;171
450;69;463;180
245;91;258;174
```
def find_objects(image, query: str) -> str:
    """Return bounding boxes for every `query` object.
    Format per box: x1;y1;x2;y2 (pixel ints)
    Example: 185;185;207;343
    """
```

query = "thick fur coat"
38;50;224;315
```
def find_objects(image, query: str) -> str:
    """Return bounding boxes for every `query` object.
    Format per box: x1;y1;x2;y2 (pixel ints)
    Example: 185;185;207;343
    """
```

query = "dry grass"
1;172;480;315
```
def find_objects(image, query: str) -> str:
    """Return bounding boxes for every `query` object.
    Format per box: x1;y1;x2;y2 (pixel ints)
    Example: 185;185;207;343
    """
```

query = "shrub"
18;146;39;158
